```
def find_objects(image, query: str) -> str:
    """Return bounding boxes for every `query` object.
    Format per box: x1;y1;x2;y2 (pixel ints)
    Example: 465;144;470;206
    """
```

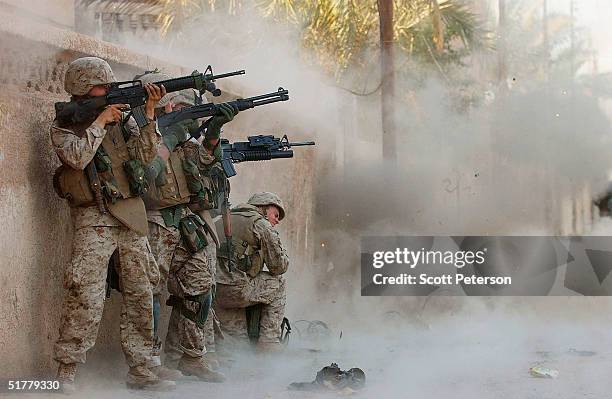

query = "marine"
214;192;290;352
138;70;238;381
50;57;174;392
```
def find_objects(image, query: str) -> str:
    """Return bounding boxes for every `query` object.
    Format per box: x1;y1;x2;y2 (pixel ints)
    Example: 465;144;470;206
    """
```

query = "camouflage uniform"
138;76;222;380
214;193;289;345
51;57;165;387
148;208;215;360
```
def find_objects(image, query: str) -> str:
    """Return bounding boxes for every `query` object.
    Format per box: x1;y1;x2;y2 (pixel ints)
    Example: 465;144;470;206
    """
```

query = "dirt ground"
12;309;612;399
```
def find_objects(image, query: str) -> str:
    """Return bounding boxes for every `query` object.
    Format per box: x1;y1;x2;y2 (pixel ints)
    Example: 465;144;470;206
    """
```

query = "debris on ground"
568;348;596;357
288;363;366;394
293;320;333;341
529;366;559;378
534;351;553;359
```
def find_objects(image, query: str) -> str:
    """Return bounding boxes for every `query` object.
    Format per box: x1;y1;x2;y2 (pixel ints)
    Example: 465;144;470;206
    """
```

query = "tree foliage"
83;0;489;81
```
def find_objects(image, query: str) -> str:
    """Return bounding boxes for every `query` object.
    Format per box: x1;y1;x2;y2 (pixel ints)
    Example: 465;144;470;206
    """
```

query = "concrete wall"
0;2;315;379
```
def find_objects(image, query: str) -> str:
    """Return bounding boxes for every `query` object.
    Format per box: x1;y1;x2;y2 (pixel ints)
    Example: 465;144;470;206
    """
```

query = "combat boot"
178;355;226;382
150;365;184;381
202;351;220;371
57;362;77;394
163;356;180;370
126;365;176;391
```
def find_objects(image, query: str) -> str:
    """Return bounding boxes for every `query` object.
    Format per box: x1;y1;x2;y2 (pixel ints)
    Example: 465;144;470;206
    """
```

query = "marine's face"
265;205;281;226
172;102;190;111
87;84;109;97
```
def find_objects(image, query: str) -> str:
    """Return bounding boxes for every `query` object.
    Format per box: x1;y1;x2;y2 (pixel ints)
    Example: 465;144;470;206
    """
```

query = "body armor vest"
53;121;149;235
219;204;266;277
183;141;219;211
99;125;135;199
54;123;137;206
144;146;192;210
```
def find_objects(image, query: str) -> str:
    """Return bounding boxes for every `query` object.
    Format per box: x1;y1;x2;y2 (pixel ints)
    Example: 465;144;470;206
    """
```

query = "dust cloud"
59;1;612;397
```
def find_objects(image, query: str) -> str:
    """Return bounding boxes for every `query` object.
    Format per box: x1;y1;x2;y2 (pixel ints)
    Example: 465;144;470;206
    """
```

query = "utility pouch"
94;148;112;173
179;213;209;253
52;164;95;207
123;159;148;196
189;187;216;211
182;158;205;195
160;206;182;229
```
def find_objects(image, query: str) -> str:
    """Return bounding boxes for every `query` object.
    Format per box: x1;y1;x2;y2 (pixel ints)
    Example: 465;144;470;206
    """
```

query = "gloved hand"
206;103;239;140
145;155;167;186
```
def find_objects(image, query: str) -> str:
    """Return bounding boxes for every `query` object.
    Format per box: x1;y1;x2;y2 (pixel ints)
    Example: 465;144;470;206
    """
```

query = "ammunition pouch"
182;158;203;194
179;213;209;253
160;206;183;229
166;293;211;329
123;159;148;196
181;141;220;211
219;240;262;277
52;164;95;207
94;148;112;173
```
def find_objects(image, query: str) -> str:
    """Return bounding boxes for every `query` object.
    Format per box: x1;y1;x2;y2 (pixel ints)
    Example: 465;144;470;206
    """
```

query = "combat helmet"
173;88;201;107
64;57;116;96
134;70;176;108
247;192;286;221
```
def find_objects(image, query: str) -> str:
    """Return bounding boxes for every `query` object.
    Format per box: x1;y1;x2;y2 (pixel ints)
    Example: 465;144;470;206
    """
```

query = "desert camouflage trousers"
148;217;216;360
215;273;286;343
54;225;157;367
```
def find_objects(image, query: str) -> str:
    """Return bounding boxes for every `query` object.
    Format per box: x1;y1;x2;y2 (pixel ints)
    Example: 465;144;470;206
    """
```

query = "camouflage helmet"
247;192;286;221
134;70;177;108
64;57;116;96
173;88;200;106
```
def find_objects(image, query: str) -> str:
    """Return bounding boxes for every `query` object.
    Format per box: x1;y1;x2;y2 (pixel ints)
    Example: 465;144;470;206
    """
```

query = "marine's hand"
94;104;127;127
207;103;240;139
145;83;166;120
216;103;239;124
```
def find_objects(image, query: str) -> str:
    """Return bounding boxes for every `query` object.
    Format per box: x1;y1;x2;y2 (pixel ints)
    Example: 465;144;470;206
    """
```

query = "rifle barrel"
288;141;316;146
246;88;288;102
209;70;246;80
252;97;288;107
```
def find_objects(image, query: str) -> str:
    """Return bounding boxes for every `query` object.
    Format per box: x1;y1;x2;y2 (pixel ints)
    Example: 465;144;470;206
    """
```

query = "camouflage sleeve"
123;116;162;164
197;143;217;167
253;218;289;276
49;121;106;170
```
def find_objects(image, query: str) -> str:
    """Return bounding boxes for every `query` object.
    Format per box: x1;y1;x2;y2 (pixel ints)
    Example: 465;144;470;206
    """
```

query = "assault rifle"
220;134;315;178
210;134;314;270
157;87;289;131
54;66;245;128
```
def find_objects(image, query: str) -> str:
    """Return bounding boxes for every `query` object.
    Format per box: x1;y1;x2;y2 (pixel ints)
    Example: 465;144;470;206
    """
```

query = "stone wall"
0;1;315;378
